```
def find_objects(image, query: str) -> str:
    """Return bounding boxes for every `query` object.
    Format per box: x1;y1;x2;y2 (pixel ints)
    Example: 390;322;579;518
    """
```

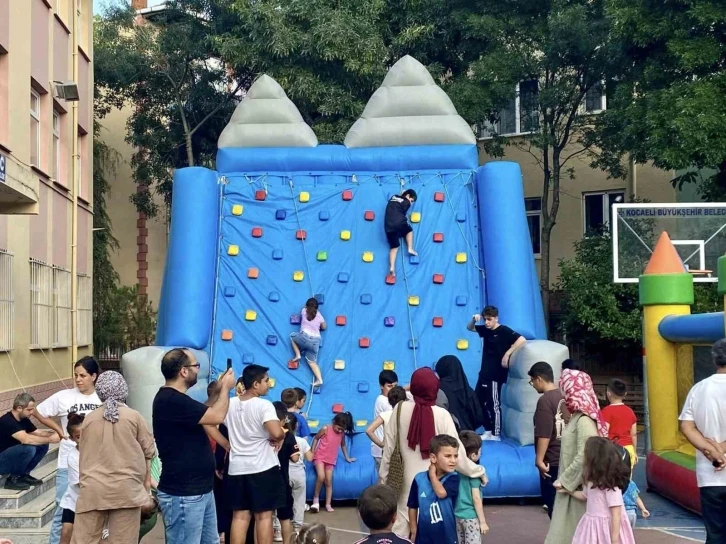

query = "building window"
30;90;40;167
0;250;14;351
76;0;83;49
53;267;72;348
583;190;624;234
584;81;606;113
30;259;53;349
53;111;60;183
77;134;82;198
77;274;92;346
478;80;540;138
525;197;542;255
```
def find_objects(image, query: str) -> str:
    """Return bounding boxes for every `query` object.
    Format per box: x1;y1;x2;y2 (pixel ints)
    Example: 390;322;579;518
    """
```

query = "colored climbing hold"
433;273;444;284
272;249;283;260
221;330;233;341
360;294;372;305
357;383;370;393
411;212;421;223
299;191;310;203
332;403;344;413
408;339;418;349
224;287;236;297
308;420;319;428
336;316;347;326
248;268;259;279
296;230;307;240
456;295;468;306
266;335;278;346
293;271;304;282
269;378;276;388
276;210;287;220
232;204;244;216
334;360;345;370
383;361;395;370
337;273;350;283
317;251;328;261
456;253;467;263
242;353;254;365
408;295;420;306
359;337;371;348
364;210;375;221
314;294;325;305
245;310;257;321
228;245;239;256
319;211;330;221
432;317;444;328
342;190;353;201
255;190;266;201
457;339;469;350
356;420;368;428
384;317;395;327
434;192;445;202
362;251;374;263
385;274;396;285
409;255;420;265
290;314;302;325
252;227;263;238
269;291;280;302
433;232;444;243
340;230;351;241
456;213;466;223
288;359;299;370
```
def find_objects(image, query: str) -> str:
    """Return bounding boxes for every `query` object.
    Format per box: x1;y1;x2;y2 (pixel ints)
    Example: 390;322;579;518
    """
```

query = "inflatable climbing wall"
123;56;565;500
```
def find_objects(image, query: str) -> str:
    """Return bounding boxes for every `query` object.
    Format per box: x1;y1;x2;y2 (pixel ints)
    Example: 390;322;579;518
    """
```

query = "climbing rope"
288;178;315;297
399;250;419;370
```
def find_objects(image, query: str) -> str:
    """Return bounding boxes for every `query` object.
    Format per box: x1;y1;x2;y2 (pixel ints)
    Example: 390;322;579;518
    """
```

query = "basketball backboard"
612;203;726;283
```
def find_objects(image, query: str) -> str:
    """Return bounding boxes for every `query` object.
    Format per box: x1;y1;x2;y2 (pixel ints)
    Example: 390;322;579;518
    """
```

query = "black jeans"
700;486;726;544
476;379;504;435
540;465;560;519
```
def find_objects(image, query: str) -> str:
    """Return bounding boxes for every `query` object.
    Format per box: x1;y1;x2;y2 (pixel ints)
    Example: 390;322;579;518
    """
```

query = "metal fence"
0;249;14;351
30;260;53;349
53;267;71;348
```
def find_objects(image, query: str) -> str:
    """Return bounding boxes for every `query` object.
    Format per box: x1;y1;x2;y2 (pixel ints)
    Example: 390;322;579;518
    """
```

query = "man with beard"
153;348;235;544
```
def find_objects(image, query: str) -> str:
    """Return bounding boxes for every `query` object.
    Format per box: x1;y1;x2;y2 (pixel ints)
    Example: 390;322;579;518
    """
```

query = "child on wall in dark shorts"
384;189;418;276
273;402;301;544
355;484;413;543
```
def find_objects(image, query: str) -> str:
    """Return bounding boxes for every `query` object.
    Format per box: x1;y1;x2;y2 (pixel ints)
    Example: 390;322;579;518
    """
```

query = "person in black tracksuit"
467;305;526;440
384;189;418;276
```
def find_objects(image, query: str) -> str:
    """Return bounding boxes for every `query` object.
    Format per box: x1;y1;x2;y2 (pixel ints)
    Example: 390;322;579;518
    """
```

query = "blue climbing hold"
266;335;278;346
272;249;284;260
456;213;466;223
455;295;468;306
338;273;350;283
224;286;236;297
360;294;373;305
269;291;281;302
410;255;420;265
357;383;370;393
315;293;325;305
408;338;419;349
290;314;302;325
276;210;287;220
243;353;254;365
384;316;395;327
319;211;330;221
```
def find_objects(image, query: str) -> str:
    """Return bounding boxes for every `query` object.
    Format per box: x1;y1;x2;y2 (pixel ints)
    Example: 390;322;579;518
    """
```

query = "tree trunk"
539;149;563;337
540;220;553;335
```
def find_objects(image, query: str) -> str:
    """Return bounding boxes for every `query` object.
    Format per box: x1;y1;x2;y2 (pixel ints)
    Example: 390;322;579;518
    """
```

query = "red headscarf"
559;369;608;437
407;367;440;459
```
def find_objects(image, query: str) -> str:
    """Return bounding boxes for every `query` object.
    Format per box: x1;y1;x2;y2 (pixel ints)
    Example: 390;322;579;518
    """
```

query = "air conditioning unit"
53;81;80;102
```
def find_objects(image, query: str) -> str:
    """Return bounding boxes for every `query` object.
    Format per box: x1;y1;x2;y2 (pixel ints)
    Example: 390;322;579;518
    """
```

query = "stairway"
0;444;58;544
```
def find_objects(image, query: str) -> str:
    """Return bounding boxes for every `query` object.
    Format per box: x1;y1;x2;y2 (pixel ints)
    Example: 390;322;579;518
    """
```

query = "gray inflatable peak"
344;55;476;148
218;75;318;148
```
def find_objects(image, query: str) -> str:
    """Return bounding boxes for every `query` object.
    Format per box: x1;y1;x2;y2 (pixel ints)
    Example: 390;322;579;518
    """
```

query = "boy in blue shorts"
407;434;459;544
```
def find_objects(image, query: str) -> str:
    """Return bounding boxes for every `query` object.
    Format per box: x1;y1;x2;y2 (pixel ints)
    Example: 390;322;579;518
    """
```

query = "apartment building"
0;0;94;411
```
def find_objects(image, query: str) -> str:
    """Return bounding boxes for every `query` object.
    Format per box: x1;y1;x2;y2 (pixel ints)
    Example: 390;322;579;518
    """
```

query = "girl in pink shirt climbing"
289;298;326;387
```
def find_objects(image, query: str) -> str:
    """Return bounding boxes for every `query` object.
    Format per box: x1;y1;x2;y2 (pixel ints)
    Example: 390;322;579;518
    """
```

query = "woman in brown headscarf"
379;367;487;538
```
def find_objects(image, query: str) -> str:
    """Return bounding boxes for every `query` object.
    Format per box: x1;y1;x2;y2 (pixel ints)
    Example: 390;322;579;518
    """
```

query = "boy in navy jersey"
384;189;418;277
407;435;460;544
356;484;413;544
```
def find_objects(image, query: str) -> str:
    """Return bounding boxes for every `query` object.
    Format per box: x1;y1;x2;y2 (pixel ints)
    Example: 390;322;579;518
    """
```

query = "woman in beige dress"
379;367;487;538
545;369;607;544
71;371;156;544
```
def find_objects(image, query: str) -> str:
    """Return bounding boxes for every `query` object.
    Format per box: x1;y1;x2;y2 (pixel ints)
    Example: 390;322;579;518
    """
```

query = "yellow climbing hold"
334;359;346;370
299;192;310;203
232;204;244;216
383;360;395;370
268;378;276;388
308;420;319;429
456;253;468;263
293;271;304;282
245;310;257;321
411;212;421;223
341;230;351;241
228;245;239;256
457;339;469;350
362;251;374;263
356;420;368;427
408;295;420;306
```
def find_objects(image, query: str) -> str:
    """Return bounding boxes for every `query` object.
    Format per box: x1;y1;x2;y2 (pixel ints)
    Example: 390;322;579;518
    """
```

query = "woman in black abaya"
435;355;483;432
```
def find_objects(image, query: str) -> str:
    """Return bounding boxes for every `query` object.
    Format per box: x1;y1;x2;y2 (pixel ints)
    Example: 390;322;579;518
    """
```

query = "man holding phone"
153;349;236;544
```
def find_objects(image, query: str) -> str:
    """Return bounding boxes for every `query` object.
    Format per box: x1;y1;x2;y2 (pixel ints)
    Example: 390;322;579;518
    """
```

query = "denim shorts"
290;331;320;362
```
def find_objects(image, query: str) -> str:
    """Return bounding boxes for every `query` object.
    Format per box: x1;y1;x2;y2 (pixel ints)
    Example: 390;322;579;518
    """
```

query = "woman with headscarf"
544;369;607;544
435;355;483;431
71;371;157;544
379;368;487;538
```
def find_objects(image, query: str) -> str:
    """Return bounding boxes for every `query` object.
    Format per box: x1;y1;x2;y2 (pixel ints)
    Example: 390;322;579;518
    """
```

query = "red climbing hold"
433;273;444;284
252;227;263;238
336;316;347;326
296;229;307;240
364;210;375;221
288;359;300;370
385;274;396;285
434;192;445;202
342;190;353;201
359;337;370;348
255;190;266;201
433;232;444;243
432;317;444;327
332;403;344;414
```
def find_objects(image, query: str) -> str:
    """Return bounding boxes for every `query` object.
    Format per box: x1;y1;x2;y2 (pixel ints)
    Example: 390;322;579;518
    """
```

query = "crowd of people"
0;310;725;544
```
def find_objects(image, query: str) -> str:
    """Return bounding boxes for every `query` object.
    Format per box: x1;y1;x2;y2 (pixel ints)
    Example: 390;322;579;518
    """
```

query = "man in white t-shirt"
225;364;285;544
679;338;726;543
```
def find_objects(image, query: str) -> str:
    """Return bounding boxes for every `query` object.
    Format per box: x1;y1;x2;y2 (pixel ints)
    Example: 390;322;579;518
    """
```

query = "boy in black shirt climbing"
384;189;418;277
467;305;526;440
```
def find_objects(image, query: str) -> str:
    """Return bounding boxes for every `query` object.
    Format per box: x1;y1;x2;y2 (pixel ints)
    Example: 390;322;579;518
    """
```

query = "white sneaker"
480;431;493;441
490;435;501;441
273;528;283;542
305;503;310;511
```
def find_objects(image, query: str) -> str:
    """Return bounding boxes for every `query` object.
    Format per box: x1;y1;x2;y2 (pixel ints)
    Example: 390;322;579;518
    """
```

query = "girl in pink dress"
567;437;636;544
310;412;356;513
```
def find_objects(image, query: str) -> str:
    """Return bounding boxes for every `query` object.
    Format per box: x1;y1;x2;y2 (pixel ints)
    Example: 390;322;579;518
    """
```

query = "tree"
443;0;627;329
587;0;726;201
94;3;252;216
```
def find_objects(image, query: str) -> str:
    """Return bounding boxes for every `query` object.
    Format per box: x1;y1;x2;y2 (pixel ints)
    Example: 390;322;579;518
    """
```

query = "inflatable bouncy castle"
122;56;568;499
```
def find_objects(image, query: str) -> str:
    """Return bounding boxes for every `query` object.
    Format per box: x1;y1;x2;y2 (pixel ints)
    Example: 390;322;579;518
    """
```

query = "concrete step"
0;487;56;529
0;443;59;489
0;460;57;510
0;522;50;544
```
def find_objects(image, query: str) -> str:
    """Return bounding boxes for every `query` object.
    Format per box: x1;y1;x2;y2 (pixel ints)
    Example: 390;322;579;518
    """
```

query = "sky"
93;0;165;14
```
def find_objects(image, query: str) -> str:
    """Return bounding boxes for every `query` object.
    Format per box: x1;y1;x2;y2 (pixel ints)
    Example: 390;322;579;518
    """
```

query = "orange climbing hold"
433;273;444;284
255;190;266;201
342;190;353;201
434;192;445;202
288;359;300;370
364;210;375;221
433;232;444;243
432;317;444;327
359;337;370;348
336;315;347;326
252;227;263;238
385;274;396;285
221;330;233;341
248;268;259;279
296;230;307;240
332;403;344;414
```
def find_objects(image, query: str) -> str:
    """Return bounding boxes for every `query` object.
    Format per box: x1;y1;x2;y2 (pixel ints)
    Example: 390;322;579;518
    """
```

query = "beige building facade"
0;0;94;411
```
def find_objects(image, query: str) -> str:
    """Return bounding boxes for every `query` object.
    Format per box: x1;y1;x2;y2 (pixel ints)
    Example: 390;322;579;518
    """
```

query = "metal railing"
53;267;71;348
76;274;92;346
0;249;14;351
30;259;53;349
